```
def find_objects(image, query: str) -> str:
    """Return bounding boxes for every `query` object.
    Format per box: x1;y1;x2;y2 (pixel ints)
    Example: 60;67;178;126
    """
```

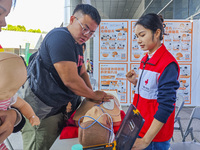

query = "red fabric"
65;112;76;126
113;110;125;134
60;110;126;139
60;126;78;139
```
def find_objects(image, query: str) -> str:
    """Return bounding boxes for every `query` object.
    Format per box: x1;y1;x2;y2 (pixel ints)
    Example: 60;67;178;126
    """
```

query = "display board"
164;21;192;105
99;21;128;62
93;19;200;106
99;63;128;104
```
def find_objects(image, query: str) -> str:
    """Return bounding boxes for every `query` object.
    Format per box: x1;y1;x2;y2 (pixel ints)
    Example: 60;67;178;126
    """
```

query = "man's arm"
80;63;92;89
54;61;112;101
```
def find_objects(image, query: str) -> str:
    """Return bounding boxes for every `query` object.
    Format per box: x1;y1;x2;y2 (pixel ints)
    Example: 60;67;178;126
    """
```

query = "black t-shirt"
39;27;84;93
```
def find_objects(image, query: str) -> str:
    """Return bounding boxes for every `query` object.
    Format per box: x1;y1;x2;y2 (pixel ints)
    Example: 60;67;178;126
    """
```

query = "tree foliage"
2;24;42;33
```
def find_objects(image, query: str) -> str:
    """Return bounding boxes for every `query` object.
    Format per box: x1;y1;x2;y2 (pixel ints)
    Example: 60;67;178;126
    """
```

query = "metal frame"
170;107;200;150
172;99;185;141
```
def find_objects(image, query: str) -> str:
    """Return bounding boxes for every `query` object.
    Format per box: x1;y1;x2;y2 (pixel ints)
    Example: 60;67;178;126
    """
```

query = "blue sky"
6;0;64;32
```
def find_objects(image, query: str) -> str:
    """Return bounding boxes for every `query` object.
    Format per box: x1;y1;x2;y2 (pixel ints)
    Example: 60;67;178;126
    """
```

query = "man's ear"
70;16;75;24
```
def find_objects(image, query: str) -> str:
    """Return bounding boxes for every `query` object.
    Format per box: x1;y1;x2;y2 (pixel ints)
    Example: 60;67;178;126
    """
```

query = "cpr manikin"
73;91;121;147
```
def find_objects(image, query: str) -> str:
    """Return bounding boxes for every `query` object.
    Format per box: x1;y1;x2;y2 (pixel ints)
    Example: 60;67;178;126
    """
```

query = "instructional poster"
129;63;140;104
177;64;192;104
99;21;128;62
164;21;193;105
163;21;193;62
94;19;197;106
99;63;128;104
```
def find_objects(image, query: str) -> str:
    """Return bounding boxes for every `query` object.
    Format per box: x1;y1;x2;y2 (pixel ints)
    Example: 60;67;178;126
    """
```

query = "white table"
50;137;80;150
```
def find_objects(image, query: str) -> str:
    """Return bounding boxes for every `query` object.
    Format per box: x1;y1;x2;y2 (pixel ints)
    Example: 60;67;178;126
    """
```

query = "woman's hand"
131;138;150;150
0;109;17;143
126;70;137;85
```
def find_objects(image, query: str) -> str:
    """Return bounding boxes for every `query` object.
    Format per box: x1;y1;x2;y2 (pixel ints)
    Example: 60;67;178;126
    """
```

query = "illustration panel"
99;21;128;61
99;63;128;104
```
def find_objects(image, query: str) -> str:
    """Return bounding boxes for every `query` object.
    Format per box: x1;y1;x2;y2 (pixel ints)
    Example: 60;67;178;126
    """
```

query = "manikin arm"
12;97;40;126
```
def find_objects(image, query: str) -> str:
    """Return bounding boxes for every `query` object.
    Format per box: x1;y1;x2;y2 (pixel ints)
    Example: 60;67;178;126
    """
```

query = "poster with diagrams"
129;63;140;104
94;19;194;106
163;21;193;62
99;63;128;104
164;21;193;104
99;21;128;61
177;64;192;104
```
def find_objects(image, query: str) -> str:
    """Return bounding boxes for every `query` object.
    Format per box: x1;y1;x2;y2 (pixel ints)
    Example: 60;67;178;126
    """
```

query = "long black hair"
135;13;164;40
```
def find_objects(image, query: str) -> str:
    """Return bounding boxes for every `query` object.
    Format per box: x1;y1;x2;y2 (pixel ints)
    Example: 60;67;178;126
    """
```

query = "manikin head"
0;52;27;100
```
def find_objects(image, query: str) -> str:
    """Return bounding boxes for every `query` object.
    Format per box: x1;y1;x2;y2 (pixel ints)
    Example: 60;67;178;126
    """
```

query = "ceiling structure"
65;0;200;27
90;0;142;19
84;0;174;19
81;0;200;20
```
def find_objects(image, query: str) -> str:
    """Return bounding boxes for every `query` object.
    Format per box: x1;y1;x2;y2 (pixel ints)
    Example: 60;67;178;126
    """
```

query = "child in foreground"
0;52;40;150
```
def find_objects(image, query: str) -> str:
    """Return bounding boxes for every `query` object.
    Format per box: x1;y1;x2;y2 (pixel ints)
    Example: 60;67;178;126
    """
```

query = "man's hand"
0;109;17;143
126;70;137;85
93;91;114;102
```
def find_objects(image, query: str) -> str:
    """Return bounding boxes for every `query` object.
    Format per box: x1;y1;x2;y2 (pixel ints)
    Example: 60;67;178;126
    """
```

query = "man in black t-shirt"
21;4;113;150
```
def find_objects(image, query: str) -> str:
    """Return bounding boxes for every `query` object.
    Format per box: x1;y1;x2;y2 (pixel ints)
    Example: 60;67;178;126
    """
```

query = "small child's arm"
12;97;40;126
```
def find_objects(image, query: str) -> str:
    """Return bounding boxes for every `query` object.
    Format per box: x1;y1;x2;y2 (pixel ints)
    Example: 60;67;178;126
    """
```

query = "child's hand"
29;115;40;126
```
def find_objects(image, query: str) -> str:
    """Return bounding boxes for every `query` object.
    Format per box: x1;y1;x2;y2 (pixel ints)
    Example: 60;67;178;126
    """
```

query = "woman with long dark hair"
126;13;180;150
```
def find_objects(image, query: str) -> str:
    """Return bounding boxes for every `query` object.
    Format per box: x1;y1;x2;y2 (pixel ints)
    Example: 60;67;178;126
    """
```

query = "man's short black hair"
73;4;101;25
